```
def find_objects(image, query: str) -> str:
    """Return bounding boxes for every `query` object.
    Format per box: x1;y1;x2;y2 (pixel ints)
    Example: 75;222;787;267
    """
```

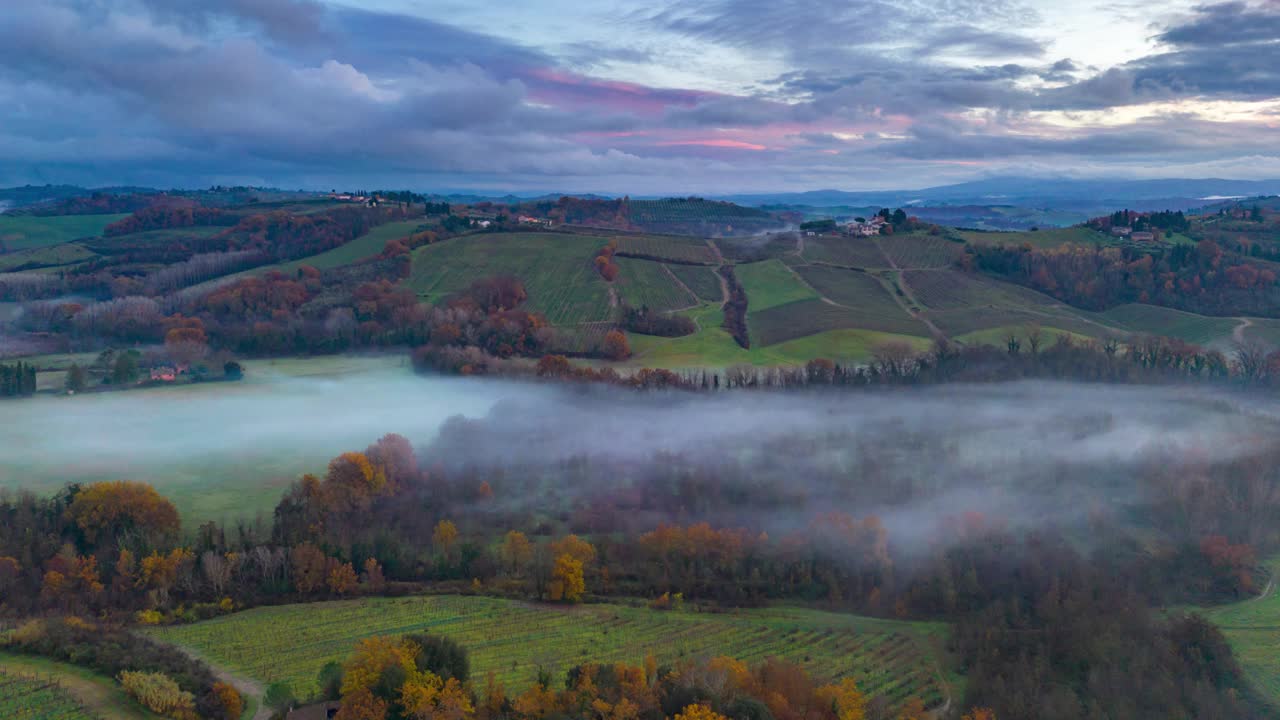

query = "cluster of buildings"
326;193;383;207
846;216;887;237
1109;226;1157;242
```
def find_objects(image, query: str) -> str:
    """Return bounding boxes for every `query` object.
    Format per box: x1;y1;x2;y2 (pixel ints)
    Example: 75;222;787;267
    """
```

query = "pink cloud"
657;139;768;151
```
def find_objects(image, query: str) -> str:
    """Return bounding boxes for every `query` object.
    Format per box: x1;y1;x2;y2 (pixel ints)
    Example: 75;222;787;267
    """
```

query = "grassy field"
626;303;930;368
614;258;697;312
406;233;613;324
0;355;415;525
0;243;97;272
0;652;162;720
1199;557;1280;707
0;214;129;250
272;219;428;273
736;260;819;311
954;226;1112;249
150;595;955;711
1097;304;1238;346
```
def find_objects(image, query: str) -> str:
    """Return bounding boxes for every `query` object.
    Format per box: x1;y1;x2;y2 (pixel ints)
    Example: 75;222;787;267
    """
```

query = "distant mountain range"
717;177;1280;212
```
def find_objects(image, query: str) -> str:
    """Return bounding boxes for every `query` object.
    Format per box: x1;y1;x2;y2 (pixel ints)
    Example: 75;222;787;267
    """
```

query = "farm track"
872;237;946;341
168;641;269;720
1235;317;1254;344
706;240;731;306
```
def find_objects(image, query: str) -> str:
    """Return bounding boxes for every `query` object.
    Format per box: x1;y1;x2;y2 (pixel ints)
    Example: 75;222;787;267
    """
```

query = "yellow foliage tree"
817;678;866;720
335;687;390;720
896;697;926;720
673;703;729;720
549;554;585;603
500;531;533;576
341;636;418;697
550;535;596;565
962;709;997;720
433;520;459;557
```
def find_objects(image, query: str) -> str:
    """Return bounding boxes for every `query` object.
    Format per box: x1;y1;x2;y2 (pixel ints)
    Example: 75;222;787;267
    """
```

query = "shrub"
120;670;197;719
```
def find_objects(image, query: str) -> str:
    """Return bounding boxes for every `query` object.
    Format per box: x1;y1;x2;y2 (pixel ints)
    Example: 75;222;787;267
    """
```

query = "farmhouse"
1110;226;1132;237
1130;231;1156;242
846;217;884;237
149;366;177;382
516;215;553;227
286;702;340;720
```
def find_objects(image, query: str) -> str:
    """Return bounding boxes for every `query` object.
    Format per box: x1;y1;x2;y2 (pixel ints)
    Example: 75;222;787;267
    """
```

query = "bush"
120;670;197;719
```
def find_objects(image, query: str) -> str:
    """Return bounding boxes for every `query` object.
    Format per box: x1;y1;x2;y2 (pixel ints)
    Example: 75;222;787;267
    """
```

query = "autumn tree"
549;554;585;603
361;558;387;593
433;520;459;560
500;531;533;577
290;543;328;593
602;330;631;360
328;559;359;595
67;481;180;552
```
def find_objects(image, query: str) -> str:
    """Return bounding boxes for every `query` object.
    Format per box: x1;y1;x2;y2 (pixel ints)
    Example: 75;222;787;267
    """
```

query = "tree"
67;481;180;550
111;351;140;384
341;636;418;697
360;558;387;593
210;682;244;720
602;330;631;361
290;543;328;593
896;697;926;720
819;678;866;720
961;709;996;720
500;531;533;576
264;682;297;715
433;520;459;559
674;704;730;720
336;687;390;720
119;671;197;718
328;559;359;595
549;554;585;602
65;363;87;393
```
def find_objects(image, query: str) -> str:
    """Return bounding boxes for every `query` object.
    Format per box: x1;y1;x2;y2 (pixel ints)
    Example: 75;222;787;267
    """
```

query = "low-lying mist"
2;368;1276;538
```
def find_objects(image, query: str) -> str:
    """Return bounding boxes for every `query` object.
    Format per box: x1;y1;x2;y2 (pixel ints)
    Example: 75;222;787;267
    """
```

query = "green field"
272;219;429;273
406;233;613;324
0;214;129;250
877;234;963;269
1200;557;1280;707
1097;304;1238;346
666;264;723;303
736;260;819;311
751;298;928;346
0;652;162;720
0;243;97;272
614;258;697;312
800;236;889;268
954;226;1112;249
614;235;717;265
149;595;955;710
626;303;930;368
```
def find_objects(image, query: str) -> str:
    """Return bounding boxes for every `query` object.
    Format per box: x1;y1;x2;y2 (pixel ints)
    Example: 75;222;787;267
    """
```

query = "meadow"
1201;557;1280;708
406;233;613;324
0;213;130;250
953;226;1112;249
149;595;955;711
625;302;930;368
735;259;819;311
1097;304;1239;346
0;243;97;273
0;355;515;525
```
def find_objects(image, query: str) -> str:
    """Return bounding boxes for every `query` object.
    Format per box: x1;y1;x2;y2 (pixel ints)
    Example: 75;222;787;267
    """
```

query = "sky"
1;0;1278;193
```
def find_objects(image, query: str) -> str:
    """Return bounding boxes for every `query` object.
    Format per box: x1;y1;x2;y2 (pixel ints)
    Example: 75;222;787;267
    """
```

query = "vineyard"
405;233;613;324
800;237;890;268
794;266;901;310
548;322;618;355
0;672;98;720
750;299;928;346
614;258;698;312
613;235;717;265
876;234;963;269
954;226;1112;250
666;264;724;303
149;595;953;712
904;269;1114;339
736;260;819;311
